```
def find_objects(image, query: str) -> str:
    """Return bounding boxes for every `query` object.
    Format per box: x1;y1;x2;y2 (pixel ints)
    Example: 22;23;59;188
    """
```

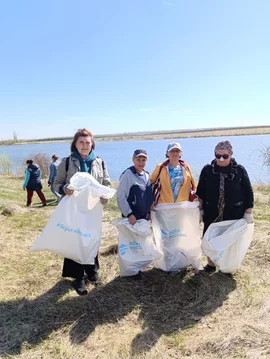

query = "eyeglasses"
215;154;230;159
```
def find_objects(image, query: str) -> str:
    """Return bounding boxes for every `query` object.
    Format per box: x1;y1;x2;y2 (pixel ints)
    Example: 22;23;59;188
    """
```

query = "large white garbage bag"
113;219;162;277
67;172;116;211
151;202;201;272
202;219;254;273
30;173;116;264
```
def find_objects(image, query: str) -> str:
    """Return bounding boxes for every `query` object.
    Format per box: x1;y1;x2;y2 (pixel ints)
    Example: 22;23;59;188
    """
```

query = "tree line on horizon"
1;125;270;145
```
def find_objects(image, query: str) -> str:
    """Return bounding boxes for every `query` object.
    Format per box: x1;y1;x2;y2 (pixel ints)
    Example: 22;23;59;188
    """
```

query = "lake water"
1;134;269;184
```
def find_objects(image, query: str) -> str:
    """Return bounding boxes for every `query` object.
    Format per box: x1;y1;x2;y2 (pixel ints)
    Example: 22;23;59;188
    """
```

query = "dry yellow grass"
0;177;270;359
96;126;270;142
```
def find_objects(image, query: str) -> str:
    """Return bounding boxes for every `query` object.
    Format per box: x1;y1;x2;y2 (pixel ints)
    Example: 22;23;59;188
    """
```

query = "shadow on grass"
0;279;71;355
31;198;57;208
129;270;236;356
0;269;236;356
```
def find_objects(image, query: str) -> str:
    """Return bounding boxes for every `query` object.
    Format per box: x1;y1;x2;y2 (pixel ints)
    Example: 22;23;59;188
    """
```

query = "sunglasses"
215;154;230;159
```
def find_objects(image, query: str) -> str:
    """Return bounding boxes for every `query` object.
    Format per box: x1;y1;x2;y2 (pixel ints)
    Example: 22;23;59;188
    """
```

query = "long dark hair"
70;129;95;153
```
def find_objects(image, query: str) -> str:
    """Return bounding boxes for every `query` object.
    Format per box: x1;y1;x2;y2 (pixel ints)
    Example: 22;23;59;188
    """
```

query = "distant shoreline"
1;126;270;146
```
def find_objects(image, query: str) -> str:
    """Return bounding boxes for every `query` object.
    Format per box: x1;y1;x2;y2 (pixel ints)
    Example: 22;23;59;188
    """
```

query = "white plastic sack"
113;218;162;277
151;202;201;272
30;173;116;264
202;219;254;273
67;172;116;211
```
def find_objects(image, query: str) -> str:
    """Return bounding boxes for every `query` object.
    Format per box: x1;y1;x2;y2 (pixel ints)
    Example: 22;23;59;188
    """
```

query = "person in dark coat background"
23;159;47;207
196;140;254;273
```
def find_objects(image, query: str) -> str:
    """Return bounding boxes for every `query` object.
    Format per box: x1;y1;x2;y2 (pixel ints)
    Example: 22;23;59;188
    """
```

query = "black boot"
88;273;102;285
73;278;88;295
203;264;216;274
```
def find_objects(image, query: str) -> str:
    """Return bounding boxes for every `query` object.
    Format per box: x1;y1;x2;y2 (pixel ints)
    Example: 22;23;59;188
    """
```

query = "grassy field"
0;176;270;359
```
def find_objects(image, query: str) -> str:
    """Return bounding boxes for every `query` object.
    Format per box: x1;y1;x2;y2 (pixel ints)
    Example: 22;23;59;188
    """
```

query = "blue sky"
0;0;269;140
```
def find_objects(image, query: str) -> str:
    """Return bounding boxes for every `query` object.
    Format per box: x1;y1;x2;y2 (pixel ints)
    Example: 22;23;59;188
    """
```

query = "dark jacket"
117;166;153;220
196;159;254;223
26;164;42;191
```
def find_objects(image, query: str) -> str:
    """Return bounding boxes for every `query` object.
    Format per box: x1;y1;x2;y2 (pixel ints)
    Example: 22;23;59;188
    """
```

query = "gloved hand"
23;185;26;190
243;212;254;224
199;209;204;222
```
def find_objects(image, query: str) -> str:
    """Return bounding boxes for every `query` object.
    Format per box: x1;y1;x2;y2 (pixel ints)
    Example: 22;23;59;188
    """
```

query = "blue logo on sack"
129;241;143;252
161;229;167;240
119;244;128;256
160;228;187;241
56;223;91;238
214;250;224;263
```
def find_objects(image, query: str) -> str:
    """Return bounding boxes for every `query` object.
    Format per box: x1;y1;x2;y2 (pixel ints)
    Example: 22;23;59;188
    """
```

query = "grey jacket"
117;166;153;219
54;155;111;195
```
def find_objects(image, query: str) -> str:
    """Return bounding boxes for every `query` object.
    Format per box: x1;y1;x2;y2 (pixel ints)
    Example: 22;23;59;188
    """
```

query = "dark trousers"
27;189;46;205
62;255;99;280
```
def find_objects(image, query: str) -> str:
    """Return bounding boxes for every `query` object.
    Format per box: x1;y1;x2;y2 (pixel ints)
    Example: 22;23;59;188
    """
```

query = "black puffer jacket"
27;164;42;191
196;159;254;223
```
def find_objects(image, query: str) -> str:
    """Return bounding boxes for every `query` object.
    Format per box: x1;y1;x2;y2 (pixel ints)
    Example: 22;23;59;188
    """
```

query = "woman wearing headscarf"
54;128;111;295
196;140;254;273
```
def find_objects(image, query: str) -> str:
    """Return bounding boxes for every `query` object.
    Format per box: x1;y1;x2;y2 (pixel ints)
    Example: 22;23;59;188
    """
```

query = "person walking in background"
117;149;153;226
196;140;254;273
23;160;47;207
48;154;61;202
54;128;111;295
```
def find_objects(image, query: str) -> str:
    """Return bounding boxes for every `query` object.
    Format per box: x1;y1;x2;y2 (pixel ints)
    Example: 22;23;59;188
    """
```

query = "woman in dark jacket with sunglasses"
196;140;254;273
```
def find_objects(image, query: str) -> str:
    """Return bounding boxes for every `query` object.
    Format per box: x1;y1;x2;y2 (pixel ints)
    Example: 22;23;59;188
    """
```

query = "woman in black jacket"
196;140;254;273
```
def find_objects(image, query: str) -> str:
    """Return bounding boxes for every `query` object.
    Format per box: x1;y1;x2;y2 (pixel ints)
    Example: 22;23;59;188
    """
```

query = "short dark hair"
52;154;59;160
26;159;33;165
70;129;95;153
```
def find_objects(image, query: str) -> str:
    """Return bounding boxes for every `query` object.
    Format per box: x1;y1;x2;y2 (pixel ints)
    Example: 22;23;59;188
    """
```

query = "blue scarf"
72;149;97;172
